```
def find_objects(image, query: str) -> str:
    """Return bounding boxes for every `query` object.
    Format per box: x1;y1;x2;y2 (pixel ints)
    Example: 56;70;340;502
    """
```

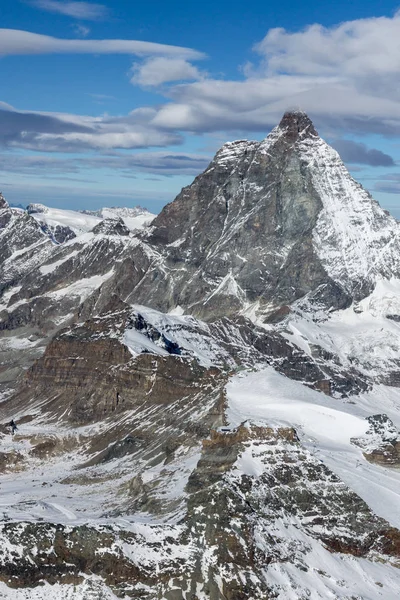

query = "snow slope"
28;204;156;236
124;305;234;368
82;206;156;231
0;579;123;600
298;131;400;293
227;367;400;529
27;204;101;235
284;278;400;381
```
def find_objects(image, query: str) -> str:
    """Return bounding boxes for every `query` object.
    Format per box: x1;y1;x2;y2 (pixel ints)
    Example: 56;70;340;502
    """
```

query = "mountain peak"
145;109;400;320
0;192;9;210
277;110;318;140
27;203;48;214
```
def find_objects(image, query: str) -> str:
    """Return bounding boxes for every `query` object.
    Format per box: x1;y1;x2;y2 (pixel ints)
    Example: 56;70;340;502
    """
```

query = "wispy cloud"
131;57;204;87
73;24;90;37
374;173;400;194
0;150;211;177
31;1;108;21
86;93;116;100
332;140;395;167
0;106;183;152
126;12;400;139
254;13;400;79
0;29;205;59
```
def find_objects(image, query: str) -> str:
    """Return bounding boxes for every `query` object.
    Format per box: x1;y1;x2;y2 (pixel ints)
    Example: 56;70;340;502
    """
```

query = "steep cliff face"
2;297;369;432
116;111;400;320
0;196;53;293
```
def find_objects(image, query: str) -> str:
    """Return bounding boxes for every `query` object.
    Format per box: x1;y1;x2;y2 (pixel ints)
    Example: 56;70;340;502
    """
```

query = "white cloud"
149;76;341;131
0;105;183;151
4;13;400;157
131;57;203;87
137;12;400;138
0;29;205;59
32;1;108;20
254;12;400;78
33;130;181;151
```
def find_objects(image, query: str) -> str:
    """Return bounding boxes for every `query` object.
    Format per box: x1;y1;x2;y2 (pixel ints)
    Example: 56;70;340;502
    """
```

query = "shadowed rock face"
150;111;319;248
92;217;131;236
39;222;76;244
0;199;52;315
94;109;395;321
127;111;332;319
6;303;224;426
0;209;51;290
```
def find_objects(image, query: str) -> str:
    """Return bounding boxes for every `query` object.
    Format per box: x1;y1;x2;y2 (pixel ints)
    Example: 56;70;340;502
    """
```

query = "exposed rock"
0;450;24;473
39;221;76;244
0;207;52;291
2;425;400;599
352;414;400;466
0;193;9;210
182;424;400;598
92;217;131;236
26;203;49;215
108;110;400;321
12;332;217;425
0;521;188;595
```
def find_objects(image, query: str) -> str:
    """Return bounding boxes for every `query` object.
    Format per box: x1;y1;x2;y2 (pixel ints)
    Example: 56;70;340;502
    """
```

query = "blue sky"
1;0;400;216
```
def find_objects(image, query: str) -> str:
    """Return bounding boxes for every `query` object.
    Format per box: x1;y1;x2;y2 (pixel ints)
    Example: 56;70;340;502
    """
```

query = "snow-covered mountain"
82;205;156;231
27;203;156;243
1;112;400;599
0;194;53;288
112;110;400;320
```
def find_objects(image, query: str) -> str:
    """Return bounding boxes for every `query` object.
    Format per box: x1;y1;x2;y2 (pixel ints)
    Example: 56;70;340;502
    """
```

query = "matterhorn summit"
120;110;400;320
2;112;398;325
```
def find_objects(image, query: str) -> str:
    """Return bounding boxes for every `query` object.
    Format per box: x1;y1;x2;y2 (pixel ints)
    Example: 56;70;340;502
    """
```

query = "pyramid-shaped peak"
278;110;318;140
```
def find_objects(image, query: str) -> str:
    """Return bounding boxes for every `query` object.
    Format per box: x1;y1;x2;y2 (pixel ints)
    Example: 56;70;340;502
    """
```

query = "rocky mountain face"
0;201;155;399
120;111;400;320
0;194;53;292
27;204;77;244
1;112;400;599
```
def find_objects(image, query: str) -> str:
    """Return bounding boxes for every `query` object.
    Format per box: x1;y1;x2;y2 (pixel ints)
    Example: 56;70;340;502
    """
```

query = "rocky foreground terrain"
1;111;400;599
